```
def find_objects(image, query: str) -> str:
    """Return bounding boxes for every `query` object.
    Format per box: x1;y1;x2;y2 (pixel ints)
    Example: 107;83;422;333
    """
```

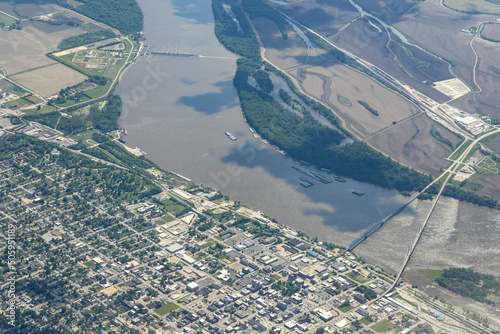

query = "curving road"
470;33;482;94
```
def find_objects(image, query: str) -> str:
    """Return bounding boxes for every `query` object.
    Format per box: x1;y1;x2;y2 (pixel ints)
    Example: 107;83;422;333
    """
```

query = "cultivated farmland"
472;38;500;114
249;4;461;171
13;3;56;17
443;0;500;15
475;174;500;200
0;11;16;25
296;63;420;137
0;20;86;74
252;17;309;70
279;0;359;37
367;114;461;175
330;17;451;102
481;22;500;42
353;0;416;17
10;63;87;98
392;0;496;84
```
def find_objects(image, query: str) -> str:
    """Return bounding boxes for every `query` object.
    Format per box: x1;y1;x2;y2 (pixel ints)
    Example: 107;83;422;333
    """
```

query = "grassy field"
3;98;32;109
392;292;418;309
474;156;500;175
346;271;370;283
23;105;57;115
338;305;354;312
71;130;94;143
160;198;188;217
486;294;500;304
448;139;471;160
154;302;179;316
371;319;402;333
84;260;96;268
85;81;112;99
161;213;175;222
480;131;500;145
418;268;443;280
67;0;84;8
444;0;500;15
0;12;16;25
24;95;43;104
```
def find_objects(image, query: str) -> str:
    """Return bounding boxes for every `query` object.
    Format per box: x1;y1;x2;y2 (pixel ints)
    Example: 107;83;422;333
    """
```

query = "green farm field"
444;0;500;15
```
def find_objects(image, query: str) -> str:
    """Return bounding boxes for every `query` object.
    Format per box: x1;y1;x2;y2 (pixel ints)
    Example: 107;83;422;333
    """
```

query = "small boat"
253;133;261;138
262;139;269;144
225;132;237;141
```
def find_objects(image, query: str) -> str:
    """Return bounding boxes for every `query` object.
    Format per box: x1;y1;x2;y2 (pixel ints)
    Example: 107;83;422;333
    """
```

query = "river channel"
116;0;499;268
116;0;500;323
116;0;412;246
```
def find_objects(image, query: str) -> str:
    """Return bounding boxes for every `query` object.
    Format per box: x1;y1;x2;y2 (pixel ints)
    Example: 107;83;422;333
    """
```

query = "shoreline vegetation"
9;0;498;208
421;267;500;306
211;0;500;208
212;0;431;192
62;0;143;35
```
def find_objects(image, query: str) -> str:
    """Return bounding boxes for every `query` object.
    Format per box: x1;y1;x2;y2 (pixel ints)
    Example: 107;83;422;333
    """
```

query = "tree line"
425;183;499;209
213;0;432;192
233;59;431;191
358;100;379;116
65;0;143;35
58;30;116;50
212;0;260;60
435;267;500;305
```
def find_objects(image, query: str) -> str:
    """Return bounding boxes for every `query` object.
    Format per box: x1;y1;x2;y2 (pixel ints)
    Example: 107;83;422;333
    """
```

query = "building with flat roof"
165;243;183;253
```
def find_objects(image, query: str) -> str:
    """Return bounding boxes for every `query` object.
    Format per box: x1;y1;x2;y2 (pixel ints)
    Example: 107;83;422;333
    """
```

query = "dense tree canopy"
58;30;116;50
436;268;500;305
211;0;433;192
233;60;432;191
90;94;122;132
68;0;143;35
212;0;260;59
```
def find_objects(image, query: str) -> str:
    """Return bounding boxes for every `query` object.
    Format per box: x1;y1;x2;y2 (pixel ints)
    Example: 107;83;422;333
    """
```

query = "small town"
1;0;499;332
0;116;492;334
